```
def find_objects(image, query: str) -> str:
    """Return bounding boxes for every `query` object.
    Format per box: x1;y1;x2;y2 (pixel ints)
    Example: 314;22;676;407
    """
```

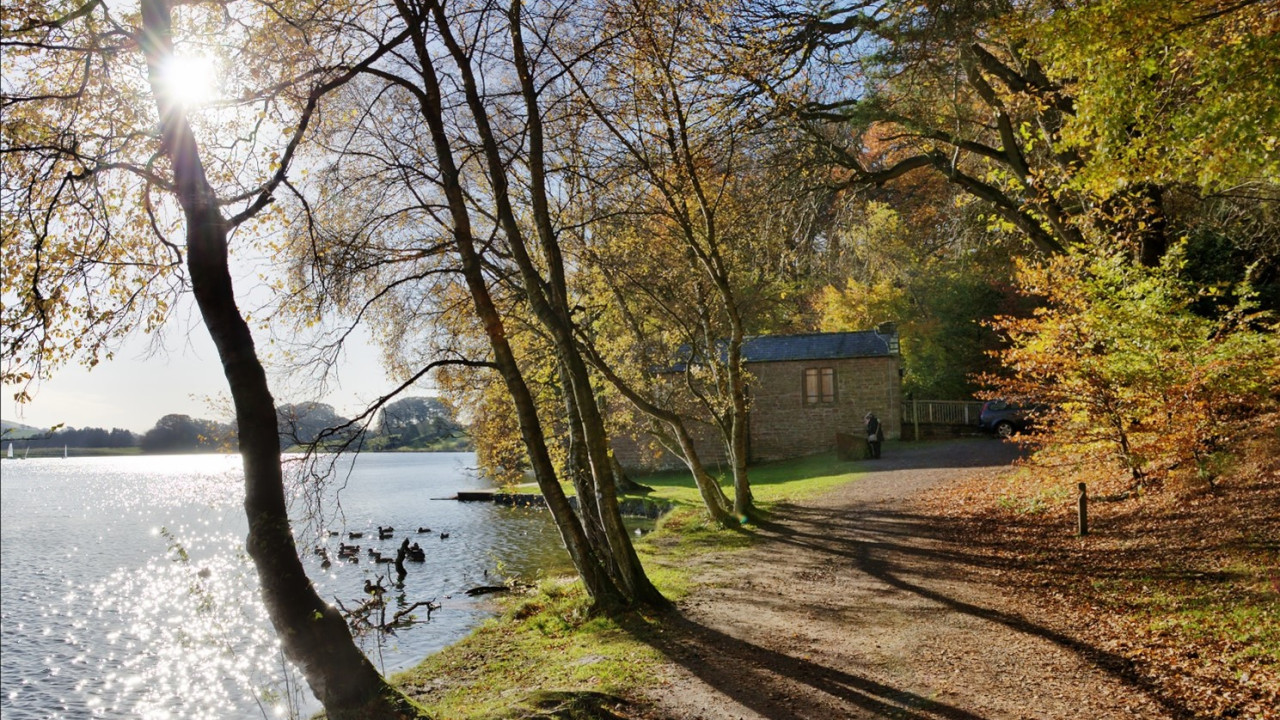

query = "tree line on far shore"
2;396;465;455
4;424;138;451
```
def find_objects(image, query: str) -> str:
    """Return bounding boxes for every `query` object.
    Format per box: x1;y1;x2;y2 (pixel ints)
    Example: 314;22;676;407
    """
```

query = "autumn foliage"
984;247;1280;487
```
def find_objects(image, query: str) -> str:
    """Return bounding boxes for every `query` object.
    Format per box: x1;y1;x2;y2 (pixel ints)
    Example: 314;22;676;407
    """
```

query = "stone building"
613;326;902;470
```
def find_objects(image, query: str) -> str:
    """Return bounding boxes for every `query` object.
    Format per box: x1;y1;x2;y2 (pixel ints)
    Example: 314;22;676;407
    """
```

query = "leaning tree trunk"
141;3;427;717
426;0;665;609
393;0;627;610
610;454;652;495
671;420;737;524
585;264;735;525
509;5;666;607
668;124;758;522
582;349;735;527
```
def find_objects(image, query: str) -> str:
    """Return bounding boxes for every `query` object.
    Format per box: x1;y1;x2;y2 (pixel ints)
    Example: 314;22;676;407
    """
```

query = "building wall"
610;418;727;473
612;354;902;470
746;356;902;462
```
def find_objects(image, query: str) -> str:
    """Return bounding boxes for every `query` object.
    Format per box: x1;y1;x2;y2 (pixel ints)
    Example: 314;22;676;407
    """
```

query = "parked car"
979;400;1048;438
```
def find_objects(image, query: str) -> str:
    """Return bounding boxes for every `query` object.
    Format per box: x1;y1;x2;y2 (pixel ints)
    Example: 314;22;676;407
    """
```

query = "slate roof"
740;330;895;363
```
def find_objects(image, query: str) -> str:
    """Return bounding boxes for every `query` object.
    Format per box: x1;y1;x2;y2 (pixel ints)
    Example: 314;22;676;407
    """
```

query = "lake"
0;452;575;719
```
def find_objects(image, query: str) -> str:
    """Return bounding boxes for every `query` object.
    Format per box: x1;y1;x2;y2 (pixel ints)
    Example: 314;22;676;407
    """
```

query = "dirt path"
637;439;1179;720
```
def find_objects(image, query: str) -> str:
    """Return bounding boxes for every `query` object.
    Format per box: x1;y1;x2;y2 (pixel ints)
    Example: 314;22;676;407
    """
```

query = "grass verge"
391;451;872;718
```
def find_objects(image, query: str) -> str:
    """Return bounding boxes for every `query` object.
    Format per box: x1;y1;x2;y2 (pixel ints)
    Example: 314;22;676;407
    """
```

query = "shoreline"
0;446;474;459
387;437;1277;718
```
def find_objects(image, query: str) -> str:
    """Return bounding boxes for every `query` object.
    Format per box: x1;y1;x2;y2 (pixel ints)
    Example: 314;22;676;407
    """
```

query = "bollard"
1077;482;1088;536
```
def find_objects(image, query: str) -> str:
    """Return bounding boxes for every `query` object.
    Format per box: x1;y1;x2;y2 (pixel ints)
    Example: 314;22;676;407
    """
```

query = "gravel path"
637;439;1176;720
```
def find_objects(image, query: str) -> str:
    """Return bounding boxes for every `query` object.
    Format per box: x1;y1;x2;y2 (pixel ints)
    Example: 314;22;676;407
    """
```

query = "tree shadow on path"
636;440;1197;719
643;611;991;720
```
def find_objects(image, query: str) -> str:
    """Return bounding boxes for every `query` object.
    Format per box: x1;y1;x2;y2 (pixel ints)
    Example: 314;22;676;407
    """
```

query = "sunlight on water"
1;453;575;719
84;531;307;719
5;523;307;719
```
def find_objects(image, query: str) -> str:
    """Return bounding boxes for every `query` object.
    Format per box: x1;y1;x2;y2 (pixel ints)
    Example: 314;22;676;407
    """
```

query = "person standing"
865;412;883;459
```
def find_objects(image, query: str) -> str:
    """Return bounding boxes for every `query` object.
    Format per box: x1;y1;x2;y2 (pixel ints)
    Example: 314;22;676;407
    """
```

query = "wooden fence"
903;399;985;425
901;400;985;439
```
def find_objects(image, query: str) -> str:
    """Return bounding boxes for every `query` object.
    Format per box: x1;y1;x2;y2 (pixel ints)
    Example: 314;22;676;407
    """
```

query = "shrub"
984;247;1280;486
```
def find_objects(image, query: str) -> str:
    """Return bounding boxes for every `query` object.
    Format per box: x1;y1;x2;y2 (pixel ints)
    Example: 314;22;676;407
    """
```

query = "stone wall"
611;355;902;470
746;356;902;462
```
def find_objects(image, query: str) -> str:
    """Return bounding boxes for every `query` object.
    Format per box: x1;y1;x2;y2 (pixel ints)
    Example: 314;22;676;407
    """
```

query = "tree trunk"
722;331;756;520
393;0;626;610
140;3;426;717
425;0;665;609
611;455;652;494
1134;184;1169;268
559;364;615;577
554;339;666;606
671;422;737;525
578;341;735;526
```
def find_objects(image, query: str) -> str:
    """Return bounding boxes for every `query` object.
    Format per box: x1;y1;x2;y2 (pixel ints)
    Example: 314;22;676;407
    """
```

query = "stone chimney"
875;322;900;355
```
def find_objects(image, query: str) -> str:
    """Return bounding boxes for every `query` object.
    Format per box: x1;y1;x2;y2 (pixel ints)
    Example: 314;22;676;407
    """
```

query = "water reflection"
88;533;305;719
0;453;574;719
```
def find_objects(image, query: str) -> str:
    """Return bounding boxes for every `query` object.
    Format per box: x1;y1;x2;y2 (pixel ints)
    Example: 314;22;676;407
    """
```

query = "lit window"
804;367;835;404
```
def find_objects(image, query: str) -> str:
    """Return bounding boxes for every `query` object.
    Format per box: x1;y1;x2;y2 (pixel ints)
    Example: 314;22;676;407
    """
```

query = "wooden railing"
902;399;985;426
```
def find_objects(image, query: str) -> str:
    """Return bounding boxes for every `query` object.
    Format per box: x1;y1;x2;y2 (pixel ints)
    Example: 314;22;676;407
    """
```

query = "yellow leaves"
1038;0;1280;193
2;0;357;391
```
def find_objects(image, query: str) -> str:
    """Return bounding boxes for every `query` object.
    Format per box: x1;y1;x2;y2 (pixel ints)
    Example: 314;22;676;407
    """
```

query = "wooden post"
913;397;920;442
395;539;408;578
1077;482;1088;536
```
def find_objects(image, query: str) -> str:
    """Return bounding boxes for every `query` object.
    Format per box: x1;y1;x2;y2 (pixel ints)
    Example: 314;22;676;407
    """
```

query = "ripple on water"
1;453;575;719
4;528;307;720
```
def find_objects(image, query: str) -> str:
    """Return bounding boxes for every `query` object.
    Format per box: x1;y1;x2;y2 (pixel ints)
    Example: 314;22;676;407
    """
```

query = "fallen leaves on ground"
917;422;1280;720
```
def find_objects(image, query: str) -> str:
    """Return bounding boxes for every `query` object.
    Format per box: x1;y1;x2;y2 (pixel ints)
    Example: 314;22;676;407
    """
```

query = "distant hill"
0;419;46;439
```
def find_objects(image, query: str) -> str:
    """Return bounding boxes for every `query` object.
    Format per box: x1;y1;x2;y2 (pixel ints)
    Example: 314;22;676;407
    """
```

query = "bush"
984;247;1280;486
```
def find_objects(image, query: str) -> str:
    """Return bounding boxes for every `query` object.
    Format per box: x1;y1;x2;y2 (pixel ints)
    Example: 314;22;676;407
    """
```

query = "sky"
1;43;439;435
1;308;404;435
1;199;432;436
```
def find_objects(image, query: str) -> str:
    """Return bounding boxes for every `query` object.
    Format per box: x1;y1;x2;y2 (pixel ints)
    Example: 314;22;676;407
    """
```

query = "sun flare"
160;55;218;107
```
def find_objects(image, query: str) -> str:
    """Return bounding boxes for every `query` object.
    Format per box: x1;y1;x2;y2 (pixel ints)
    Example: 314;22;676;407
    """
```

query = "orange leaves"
921;429;1280;720
987;247;1280;485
